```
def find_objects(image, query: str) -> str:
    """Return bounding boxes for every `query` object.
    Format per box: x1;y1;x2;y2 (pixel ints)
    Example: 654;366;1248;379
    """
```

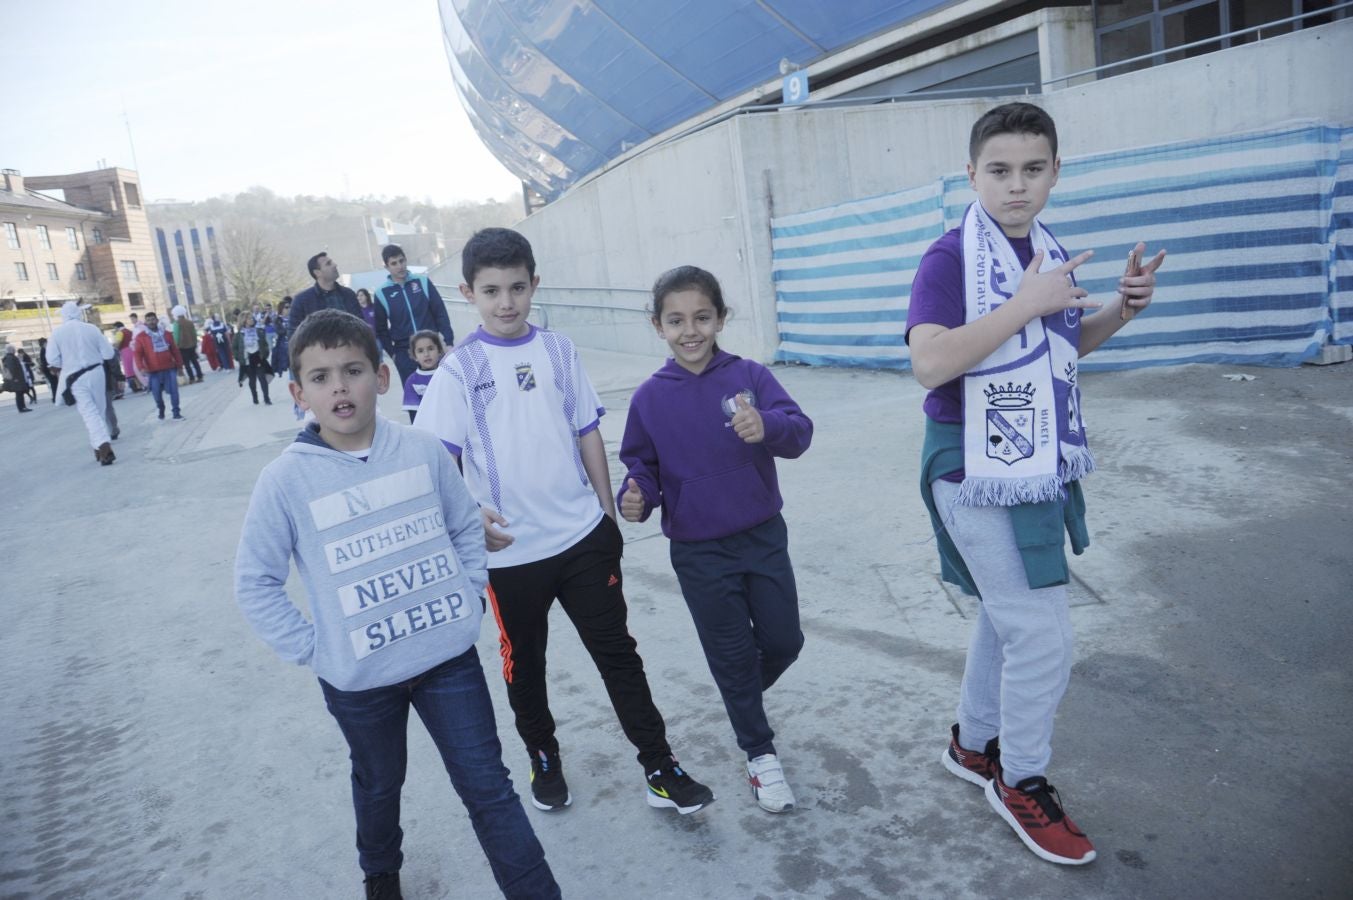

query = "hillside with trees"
148;188;521;310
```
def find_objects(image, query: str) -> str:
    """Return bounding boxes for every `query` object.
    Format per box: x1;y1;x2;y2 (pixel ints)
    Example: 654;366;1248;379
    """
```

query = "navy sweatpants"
669;514;803;760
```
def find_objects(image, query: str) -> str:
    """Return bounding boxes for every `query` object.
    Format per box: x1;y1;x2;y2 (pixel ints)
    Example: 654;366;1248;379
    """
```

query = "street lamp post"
359;210;375;269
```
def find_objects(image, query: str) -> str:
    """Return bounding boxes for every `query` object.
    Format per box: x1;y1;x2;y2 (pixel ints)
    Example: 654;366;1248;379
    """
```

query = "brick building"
1;166;167;345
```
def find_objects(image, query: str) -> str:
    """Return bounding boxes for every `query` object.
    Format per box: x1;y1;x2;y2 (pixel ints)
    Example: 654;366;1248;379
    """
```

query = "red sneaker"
941;723;999;787
986;773;1096;865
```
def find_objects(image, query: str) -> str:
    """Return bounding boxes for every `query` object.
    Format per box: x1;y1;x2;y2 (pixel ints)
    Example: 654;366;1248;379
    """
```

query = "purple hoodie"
618;349;812;542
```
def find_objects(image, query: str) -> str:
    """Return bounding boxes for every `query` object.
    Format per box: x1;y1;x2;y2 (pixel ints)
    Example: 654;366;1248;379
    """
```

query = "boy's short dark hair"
461;227;536;286
969;102;1058;163
381;244;404;264
290;309;381;374
307;252;328;279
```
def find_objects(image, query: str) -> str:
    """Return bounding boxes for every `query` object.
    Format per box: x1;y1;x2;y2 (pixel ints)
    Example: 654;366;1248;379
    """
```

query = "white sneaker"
747;753;795;813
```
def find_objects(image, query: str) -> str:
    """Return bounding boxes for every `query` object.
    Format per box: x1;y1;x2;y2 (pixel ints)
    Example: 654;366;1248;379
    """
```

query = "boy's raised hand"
731;393;764;444
481;507;515;552
1013;250;1099;320
620;478;645;522
1119;242;1167;318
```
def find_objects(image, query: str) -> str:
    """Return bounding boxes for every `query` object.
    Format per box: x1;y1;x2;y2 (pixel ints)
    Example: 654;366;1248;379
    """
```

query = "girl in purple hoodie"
618;265;813;814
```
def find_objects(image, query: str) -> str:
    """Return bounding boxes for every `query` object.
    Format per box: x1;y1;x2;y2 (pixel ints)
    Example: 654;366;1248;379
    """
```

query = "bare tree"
222;223;293;306
135;282;170;316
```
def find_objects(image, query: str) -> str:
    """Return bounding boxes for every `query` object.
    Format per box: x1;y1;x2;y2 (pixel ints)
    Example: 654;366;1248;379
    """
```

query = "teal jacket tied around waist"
920;419;1089;598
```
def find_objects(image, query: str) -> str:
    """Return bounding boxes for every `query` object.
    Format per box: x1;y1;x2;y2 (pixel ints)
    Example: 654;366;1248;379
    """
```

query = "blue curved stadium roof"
438;1;948;200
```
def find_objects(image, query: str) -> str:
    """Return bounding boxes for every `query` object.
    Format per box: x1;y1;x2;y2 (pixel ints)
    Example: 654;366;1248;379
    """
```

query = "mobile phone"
1119;248;1143;321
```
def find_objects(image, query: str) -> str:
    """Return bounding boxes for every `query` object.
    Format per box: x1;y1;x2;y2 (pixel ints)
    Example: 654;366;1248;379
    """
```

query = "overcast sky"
5;0;522;205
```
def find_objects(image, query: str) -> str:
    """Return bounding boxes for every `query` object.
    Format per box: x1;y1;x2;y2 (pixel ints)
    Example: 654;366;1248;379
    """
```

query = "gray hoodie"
234;415;488;691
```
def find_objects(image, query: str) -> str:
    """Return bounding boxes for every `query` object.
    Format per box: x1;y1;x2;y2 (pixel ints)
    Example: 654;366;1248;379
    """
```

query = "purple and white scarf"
958;202;1095;506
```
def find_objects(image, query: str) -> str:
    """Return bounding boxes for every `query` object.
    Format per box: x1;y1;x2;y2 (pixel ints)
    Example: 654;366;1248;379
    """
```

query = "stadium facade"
437;1;1352;367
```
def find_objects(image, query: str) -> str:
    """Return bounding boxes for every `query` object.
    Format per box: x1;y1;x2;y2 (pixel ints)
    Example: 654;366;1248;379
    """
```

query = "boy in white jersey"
415;228;714;816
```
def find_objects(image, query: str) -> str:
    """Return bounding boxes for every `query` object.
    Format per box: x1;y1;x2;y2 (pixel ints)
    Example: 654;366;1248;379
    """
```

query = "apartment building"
1;166;166;343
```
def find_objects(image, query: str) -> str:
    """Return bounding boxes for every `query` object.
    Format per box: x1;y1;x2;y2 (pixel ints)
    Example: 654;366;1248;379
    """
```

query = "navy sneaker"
363;871;402;900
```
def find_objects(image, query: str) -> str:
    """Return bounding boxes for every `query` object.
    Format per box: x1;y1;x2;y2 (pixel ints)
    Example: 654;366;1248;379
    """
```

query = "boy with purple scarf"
905;102;1165;866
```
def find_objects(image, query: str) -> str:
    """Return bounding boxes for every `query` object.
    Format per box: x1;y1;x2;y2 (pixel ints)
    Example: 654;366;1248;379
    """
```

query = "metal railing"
583;84;1039;191
575;2;1349;192
432;283;653;331
1044;2;1351;88
531;286;649;311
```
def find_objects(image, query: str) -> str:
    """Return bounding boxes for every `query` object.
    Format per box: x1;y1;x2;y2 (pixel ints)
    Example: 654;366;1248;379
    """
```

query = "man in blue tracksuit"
375;244;455;387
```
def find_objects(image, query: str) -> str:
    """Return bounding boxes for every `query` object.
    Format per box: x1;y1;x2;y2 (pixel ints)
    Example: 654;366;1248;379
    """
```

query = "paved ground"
2;353;1350;899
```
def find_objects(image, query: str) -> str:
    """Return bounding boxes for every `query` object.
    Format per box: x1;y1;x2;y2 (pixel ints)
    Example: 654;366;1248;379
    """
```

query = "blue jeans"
147;369;180;416
319;647;559;898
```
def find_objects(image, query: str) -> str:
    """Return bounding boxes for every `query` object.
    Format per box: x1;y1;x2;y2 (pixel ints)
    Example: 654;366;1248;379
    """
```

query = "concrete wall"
514;18;1353;362
519;123;761;356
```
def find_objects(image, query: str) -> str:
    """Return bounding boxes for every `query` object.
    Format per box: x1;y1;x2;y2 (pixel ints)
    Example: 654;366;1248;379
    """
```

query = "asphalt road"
2;355;1350;899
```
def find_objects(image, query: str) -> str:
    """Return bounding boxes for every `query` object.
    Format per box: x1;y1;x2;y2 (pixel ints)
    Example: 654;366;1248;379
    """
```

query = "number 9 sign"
782;71;808;106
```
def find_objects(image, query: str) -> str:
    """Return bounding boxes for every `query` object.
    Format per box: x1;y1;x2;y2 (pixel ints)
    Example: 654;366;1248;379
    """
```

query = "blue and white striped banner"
772;122;1349;369
1331;127;1353;346
772;183;941;368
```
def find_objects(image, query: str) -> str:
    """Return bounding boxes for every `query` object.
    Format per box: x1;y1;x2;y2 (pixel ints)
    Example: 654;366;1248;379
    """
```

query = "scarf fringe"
955;474;1064;507
1058;444;1097;483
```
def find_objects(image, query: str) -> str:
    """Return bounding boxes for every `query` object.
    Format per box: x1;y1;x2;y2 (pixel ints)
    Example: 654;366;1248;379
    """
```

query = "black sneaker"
646;758;715;814
529;748;571;811
363;871;402;900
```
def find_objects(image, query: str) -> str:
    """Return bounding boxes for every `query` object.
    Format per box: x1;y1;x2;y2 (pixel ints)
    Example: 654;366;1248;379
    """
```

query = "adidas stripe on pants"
486;515;673;772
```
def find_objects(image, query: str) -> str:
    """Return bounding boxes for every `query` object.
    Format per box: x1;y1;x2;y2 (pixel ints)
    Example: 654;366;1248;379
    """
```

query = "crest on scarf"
515;363;536;391
984;381;1036;465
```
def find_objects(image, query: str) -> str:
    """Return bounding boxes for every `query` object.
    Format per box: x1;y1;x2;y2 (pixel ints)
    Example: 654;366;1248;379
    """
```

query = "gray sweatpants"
931;478;1074;784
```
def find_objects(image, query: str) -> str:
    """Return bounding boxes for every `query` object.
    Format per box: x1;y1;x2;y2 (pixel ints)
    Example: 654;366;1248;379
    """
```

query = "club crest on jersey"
984;381;1036;465
515;363;536;391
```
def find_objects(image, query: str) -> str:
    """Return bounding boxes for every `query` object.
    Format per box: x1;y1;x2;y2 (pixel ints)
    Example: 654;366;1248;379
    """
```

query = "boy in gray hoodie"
234;310;559;900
